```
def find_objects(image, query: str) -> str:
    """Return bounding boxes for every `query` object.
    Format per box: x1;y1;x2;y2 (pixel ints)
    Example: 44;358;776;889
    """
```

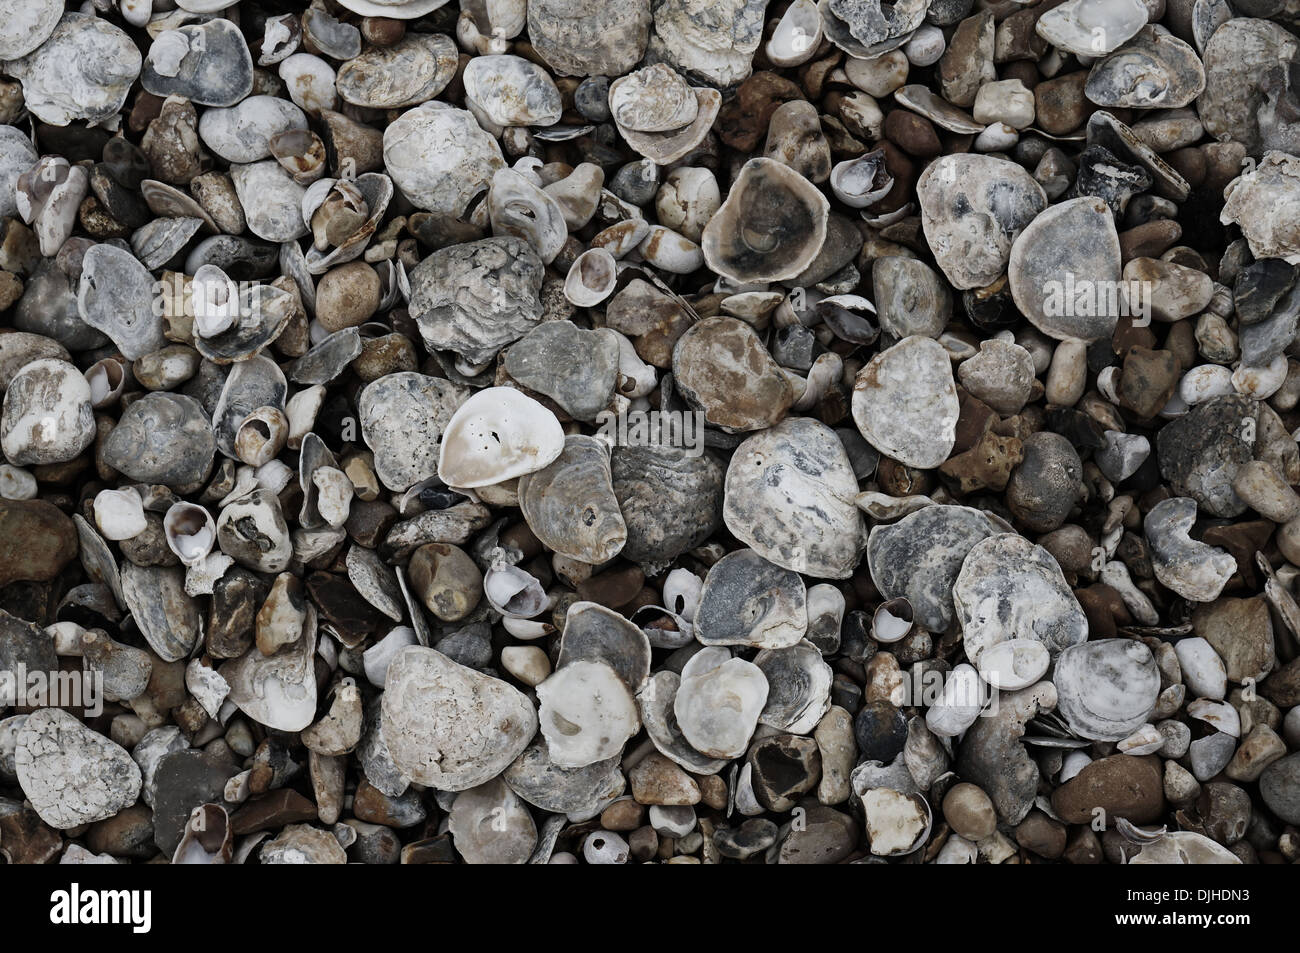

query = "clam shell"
619;87;721;166
120;562;201;662
488;168;568;264
503;738;625;815
194;282;296;365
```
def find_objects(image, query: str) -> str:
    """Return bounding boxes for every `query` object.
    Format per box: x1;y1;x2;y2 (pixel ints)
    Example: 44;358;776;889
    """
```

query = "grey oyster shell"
518;435;627;564
952;534;1089;668
611;444;724;566
556;601;652;691
0;126;37;220
651;0;768;87
917;154;1047;291
463;54;563;127
4;13;141;126
754;640;834;735
383;103;505;216
1054;638;1160;741
336;33;459;109
1008;196;1122;342
851;335;959;469
359;372;468;492
723;417;866;579
78;243;167;361
868;505;1002;634
102;393;216;488
381;645;537;791
408;236;544;364
1085;25;1205;109
121;563;201;662
528;0;652;77
142;20;254;107
696;548;808;649
503;738;625;815
1199;17;1300;156
0;0;60;60
503;321;620;422
637;672;730;774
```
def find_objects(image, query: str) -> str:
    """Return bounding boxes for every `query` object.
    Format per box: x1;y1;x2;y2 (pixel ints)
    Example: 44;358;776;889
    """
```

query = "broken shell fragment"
536;659;640;768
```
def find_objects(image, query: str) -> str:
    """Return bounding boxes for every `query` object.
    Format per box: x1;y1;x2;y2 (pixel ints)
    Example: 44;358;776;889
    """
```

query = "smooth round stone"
77;243;166;361
519;435;627;564
1173;636;1228;700
0;0;59;59
359;373;465;492
672;316;794;432
504;738;626;815
1086;26;1205;109
336;33;459;108
1055;639;1160;741
15;709;141;830
723;417;866;579
536;659;639;768
142;20;254;107
231;161;308;243
1009;196;1122;342
0;358;95;466
868;505;1001;634
5;13;140;126
103;392;216;487
381;646;537;791
447;778;538;864
529;0;652;77
954;533;1089;669
383;104;505;217
1259;753;1300;825
1006;431;1085;532
696;548;806;649
674;647;768;760
754;640;833;735
464;54;563;127
504;321;619;422
854;700;909;763
851;335;959;469
409;236;543;365
198;96;308;164
611;444;723;567
917;154;1046;290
